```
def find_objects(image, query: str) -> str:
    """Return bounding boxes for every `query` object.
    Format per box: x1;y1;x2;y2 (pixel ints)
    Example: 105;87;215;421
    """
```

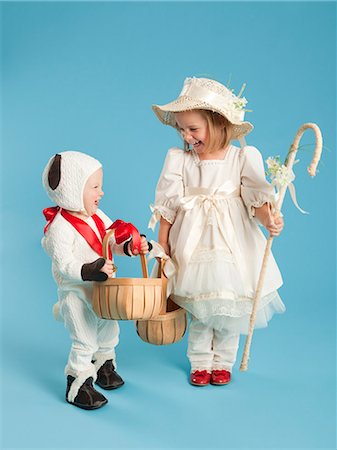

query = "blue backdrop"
1;1;336;449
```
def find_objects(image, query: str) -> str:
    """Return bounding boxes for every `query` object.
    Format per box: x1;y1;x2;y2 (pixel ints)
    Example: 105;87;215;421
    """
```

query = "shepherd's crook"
240;123;323;372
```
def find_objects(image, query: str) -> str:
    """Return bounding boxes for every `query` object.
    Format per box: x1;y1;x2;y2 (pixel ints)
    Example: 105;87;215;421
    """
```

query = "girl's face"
83;168;104;216
175;111;209;154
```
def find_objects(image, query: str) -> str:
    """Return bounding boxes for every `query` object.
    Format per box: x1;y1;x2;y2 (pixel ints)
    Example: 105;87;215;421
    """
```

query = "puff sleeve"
240;146;276;219
148;148;184;230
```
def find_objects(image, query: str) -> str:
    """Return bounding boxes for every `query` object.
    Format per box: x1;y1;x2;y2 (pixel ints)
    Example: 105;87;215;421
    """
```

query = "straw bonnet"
42;151;102;212
152;77;253;140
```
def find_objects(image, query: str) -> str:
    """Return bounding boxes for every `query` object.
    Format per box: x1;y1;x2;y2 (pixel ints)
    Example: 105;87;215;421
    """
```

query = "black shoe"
66;376;108;410
95;359;124;390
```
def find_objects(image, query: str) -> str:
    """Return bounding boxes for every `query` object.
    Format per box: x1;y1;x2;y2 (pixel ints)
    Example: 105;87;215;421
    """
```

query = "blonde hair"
176;109;233;153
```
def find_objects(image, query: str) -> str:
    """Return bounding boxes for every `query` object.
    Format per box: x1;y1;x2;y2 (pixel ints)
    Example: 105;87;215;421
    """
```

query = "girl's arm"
149;148;184;236
254;203;284;237
158;217;172;256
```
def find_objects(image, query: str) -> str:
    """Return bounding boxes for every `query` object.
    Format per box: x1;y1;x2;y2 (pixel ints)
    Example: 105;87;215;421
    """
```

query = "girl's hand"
130;236;150;255
264;214;284;237
254;203;284;237
100;259;116;278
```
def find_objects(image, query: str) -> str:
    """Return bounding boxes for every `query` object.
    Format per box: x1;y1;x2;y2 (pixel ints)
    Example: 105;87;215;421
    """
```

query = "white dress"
150;146;286;334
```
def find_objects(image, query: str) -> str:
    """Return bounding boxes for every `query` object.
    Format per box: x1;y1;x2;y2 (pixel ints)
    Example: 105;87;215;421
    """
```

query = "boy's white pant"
60;292;119;383
187;317;240;372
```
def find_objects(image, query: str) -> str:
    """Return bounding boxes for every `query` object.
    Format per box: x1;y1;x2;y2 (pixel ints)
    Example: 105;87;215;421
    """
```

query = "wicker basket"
136;261;188;345
92;230;164;320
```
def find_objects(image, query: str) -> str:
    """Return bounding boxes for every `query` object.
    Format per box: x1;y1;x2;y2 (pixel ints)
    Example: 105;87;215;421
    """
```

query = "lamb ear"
48;154;61;190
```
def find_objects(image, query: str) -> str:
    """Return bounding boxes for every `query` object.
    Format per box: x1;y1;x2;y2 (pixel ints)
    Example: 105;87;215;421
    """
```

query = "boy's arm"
43;223;109;281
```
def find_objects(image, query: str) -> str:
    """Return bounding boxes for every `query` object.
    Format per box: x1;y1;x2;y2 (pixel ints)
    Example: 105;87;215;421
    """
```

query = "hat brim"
152;97;253;140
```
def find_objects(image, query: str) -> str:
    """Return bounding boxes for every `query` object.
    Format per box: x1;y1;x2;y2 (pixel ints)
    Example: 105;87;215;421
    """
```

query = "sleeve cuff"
248;199;276;220
123;239;132;257
148;205;176;230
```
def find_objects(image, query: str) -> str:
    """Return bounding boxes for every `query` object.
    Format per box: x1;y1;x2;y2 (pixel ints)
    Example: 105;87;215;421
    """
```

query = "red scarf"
43;207;141;259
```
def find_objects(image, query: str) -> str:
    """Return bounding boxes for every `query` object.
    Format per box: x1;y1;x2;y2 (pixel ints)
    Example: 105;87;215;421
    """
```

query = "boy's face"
175;110;209;154
83;168;104;216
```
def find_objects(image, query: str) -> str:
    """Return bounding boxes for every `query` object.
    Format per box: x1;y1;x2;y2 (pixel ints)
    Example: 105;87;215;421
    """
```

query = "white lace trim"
211;366;232;372
190;247;234;264
191;149;231;167
190;366;233;373
151;205;176;225
172;291;282;318
248;199;271;219
190;368;212;373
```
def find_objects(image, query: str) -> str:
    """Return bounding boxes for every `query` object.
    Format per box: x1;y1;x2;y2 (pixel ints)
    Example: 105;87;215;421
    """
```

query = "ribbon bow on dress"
179;184;239;260
174;182;250;290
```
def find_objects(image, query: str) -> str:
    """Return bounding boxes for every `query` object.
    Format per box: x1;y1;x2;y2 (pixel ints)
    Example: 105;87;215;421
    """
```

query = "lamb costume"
42;151;125;408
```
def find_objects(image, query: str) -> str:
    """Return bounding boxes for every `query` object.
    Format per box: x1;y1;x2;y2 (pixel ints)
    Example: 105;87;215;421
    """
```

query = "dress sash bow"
178;183;240;266
174;183;249;292
180;184;241;211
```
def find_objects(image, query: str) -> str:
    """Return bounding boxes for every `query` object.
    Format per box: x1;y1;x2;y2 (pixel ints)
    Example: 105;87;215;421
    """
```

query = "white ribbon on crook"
274;169;309;215
287;182;309;214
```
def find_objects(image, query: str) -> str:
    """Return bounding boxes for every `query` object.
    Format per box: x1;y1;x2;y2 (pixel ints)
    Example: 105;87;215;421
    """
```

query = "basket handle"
102;228;149;278
157;259;168;315
102;229;116;259
140;254;149;278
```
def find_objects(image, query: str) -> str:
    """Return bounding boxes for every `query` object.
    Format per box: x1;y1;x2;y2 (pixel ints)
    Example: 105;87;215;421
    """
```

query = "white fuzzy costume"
42;151;124;402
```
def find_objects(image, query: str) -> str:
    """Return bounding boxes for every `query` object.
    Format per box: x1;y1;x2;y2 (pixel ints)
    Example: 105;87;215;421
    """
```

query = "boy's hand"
130;235;151;255
100;259;116;278
82;258;106;281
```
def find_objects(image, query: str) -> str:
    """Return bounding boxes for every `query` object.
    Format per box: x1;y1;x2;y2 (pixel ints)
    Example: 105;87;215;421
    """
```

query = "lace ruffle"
190;368;212;373
148;204;176;230
172;291;284;319
190;247;234;264
172;291;285;334
248;198;276;219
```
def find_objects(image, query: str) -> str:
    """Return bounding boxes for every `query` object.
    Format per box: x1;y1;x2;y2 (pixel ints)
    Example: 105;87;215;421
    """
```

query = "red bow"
43;208;141;256
43;206;60;234
109;219;141;253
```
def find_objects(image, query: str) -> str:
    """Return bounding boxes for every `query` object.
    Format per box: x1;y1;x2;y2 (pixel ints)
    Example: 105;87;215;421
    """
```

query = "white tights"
187;316;240;372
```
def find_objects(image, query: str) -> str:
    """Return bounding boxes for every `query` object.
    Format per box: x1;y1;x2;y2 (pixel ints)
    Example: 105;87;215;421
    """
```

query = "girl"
42;151;149;409
149;77;285;386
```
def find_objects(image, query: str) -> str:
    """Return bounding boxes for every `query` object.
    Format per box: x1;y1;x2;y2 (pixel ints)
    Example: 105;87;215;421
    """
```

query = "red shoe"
211;369;231;385
190;370;211;386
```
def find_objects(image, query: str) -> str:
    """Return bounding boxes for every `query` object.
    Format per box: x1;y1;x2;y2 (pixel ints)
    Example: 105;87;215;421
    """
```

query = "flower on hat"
234;97;248;111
